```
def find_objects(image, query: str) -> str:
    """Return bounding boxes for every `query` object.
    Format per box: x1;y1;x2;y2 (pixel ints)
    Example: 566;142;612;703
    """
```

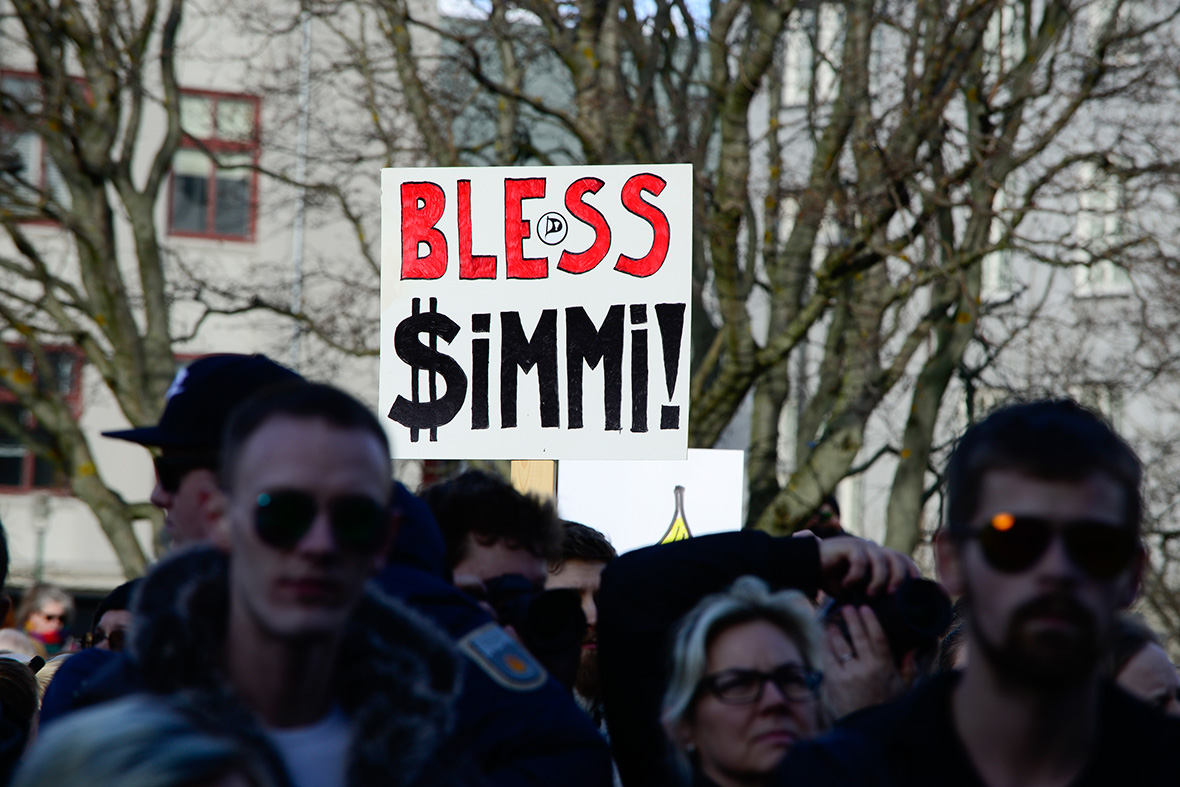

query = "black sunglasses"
254;490;389;551
83;629;126;652
960;512;1139;579
153;453;217;493
699;664;823;705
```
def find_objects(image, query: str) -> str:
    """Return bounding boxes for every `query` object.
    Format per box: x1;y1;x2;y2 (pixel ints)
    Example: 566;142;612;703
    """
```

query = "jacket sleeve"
596;531;822;787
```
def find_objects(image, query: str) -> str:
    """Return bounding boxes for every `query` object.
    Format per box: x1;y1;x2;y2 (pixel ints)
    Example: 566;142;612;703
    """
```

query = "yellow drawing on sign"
659;485;693;544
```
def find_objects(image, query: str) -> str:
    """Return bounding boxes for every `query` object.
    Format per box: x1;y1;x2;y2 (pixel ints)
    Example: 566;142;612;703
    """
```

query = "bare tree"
0;0;202;575
235;0;1180;546
8;0;1180;592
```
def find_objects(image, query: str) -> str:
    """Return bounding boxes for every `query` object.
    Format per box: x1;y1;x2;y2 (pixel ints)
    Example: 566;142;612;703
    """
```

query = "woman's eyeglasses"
699;664;822;704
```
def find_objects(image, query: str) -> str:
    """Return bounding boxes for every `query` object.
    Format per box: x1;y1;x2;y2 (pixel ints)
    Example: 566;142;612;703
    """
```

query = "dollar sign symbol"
388;297;469;442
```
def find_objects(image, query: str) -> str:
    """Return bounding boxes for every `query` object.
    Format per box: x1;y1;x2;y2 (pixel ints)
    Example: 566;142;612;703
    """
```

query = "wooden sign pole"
510;460;557;501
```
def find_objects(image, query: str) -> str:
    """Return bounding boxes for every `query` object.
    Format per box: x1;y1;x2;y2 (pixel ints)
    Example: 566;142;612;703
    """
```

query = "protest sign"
557;449;745;555
380;164;692;459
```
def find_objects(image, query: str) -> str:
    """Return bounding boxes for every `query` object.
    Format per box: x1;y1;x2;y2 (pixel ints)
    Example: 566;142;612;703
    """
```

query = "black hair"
220;382;391;492
550;520;617;573
422;470;560;569
944;399;1142;536
93;579;141;632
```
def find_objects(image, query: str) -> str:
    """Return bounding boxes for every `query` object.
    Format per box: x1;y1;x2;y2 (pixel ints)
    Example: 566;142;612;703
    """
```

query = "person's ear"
191;470;229;547
935;529;965;597
669;717;695;753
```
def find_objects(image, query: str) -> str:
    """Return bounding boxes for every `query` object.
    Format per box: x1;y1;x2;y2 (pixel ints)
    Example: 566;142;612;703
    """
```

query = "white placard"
380;165;692;459
557;449;745;555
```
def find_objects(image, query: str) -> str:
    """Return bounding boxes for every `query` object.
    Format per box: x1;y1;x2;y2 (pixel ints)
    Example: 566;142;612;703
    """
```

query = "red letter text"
616;173;669;277
558;177;612;274
505;178;548;279
458;179;497;279
401;182;448;279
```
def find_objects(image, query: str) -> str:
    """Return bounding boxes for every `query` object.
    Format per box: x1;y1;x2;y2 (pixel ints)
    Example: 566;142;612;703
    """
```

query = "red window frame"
0;69;73;225
0;343;85;495
167;88;261;242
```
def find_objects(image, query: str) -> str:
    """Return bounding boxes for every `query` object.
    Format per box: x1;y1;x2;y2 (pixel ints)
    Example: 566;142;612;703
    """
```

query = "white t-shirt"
265;705;352;787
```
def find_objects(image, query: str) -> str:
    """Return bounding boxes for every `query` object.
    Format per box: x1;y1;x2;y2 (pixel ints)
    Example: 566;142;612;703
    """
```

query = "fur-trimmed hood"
129;546;469;787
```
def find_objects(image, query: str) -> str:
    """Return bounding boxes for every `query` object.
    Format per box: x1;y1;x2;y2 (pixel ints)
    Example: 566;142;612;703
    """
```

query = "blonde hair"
660;576;824;781
35;654;71;702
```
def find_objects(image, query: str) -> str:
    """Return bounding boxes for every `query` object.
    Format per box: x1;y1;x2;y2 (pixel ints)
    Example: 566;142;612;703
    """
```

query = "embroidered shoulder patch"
458;622;547;692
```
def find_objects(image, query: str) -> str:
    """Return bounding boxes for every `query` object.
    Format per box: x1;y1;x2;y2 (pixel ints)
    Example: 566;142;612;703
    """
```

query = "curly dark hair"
422;470;561;569
550;520;617;573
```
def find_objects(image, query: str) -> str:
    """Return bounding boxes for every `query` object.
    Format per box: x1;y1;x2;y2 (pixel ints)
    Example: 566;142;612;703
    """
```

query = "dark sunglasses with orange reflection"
955;512;1139;579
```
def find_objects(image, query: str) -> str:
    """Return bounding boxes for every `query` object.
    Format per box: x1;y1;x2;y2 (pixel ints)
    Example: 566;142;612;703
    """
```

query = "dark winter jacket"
378;483;613;787
775;671;1180;786
129;546;472;787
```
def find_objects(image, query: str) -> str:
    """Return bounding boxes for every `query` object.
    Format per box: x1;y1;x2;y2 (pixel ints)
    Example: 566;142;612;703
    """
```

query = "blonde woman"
661;577;825;787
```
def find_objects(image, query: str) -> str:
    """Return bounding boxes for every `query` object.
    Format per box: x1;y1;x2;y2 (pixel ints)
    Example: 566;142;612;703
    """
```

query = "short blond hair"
660;576;824;780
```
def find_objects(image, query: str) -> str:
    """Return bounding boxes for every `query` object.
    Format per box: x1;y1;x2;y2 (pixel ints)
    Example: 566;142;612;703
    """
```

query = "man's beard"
574;630;601;703
967;590;1103;691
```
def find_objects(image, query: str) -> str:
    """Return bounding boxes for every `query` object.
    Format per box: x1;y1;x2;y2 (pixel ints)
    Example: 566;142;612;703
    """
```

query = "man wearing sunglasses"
103;353;303;548
48;355;611;785
126;382;468;787
778;399;1180;786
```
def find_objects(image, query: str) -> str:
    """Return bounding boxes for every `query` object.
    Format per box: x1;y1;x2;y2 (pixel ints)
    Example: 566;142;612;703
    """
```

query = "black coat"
131;547;470;787
776;671;1180;786
596;531;822;787
377;482;613;787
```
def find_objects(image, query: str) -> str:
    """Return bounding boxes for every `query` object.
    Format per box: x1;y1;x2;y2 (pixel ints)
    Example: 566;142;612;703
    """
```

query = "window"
1067;383;1123;432
1087;0;1140;66
982;248;1014;300
961;384;1013;427
782;4;844;107
1074;162;1131;297
984;1;1026;77
168;90;259;241
981;188;1015;301
0;71;71;214
0;345;83;493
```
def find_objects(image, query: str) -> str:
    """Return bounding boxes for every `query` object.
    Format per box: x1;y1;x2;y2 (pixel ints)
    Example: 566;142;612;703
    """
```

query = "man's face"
221;416;394;643
937;469;1141;689
150;454;223;547
546;559;608;700
93;609;132;651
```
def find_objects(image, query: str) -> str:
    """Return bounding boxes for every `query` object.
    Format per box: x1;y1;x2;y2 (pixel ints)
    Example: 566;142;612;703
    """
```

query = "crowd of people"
0;352;1175;786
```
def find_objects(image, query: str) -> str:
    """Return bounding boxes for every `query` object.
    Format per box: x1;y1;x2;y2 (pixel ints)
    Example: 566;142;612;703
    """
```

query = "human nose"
758;677;792;710
150;480;172;511
582;594;597;628
297;508;337;554
1034;533;1081;583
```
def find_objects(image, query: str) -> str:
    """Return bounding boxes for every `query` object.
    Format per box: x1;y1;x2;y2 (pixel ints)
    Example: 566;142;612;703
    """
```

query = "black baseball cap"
103;354;303;450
